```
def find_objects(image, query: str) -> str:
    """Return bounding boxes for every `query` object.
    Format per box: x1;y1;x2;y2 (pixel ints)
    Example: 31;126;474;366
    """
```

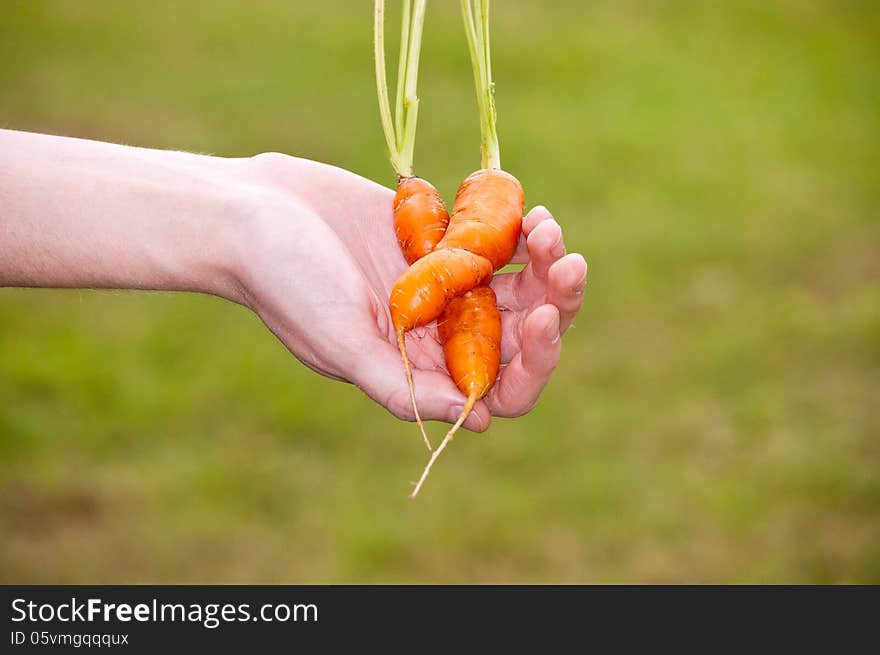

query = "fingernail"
548;222;565;258
544;312;560;342
567;257;587;290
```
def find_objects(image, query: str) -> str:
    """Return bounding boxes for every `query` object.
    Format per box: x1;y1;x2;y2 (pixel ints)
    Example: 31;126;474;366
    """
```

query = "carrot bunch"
375;0;522;496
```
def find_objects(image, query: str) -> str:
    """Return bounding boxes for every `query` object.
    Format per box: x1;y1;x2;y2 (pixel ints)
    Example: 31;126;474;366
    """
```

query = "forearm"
0;129;250;300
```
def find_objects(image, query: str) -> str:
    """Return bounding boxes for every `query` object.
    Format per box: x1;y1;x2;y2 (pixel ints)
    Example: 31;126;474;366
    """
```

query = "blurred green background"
1;0;878;583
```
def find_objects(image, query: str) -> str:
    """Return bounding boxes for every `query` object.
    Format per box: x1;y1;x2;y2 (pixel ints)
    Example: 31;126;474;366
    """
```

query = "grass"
1;0;878;583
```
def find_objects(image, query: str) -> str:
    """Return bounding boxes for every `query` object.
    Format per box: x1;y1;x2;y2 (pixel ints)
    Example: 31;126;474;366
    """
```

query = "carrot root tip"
397;328;432;452
409;393;477;499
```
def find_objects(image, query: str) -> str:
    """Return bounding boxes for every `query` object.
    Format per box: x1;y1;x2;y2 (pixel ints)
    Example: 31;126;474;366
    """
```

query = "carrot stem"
373;0;401;175
374;0;427;179
461;0;500;169
397;328;432;452
410;392;477;498
400;0;426;174
393;0;411;149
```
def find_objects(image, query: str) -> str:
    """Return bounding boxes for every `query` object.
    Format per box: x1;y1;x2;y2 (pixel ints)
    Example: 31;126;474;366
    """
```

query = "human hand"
237;153;587;432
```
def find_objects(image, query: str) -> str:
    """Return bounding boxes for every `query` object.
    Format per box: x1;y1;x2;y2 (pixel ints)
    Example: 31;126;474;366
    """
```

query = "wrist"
184;170;257;306
138;156;258;306
209;154;316;307
166;153;321;306
214;153;346;309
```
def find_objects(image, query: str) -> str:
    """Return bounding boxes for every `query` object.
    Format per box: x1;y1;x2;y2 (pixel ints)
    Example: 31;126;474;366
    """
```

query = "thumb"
351;337;492;433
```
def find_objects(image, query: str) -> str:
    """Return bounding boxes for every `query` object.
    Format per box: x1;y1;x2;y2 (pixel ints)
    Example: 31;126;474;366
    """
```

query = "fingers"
510;205;553;264
523;205;554;236
547;253;588;332
352;338;492;433
526;216;566;281
496;252;586;362
486;304;561;418
492;216;565;310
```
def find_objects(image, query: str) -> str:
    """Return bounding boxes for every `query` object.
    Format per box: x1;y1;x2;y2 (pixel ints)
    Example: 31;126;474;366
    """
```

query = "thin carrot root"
410;392;477;498
397;328;432;451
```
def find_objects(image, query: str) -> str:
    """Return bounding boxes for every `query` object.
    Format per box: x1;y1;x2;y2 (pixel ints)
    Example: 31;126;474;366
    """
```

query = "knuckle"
250;151;294;169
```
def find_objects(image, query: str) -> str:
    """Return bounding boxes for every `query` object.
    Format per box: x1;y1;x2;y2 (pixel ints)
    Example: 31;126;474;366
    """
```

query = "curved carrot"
376;0;525;485
388;168;521;452
388;176;450;446
410;285;502;497
393;176;449;265
389;247;489;445
390;177;448;446
389;248;493;332
440;168;524;270
438;286;502;402
389;167;523;334
374;1;445;449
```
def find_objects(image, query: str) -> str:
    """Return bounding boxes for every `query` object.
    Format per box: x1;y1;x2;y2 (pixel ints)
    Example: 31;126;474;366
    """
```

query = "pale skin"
0;129;587;432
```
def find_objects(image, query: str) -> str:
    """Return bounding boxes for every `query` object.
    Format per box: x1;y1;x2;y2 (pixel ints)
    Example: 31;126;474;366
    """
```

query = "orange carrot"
390;168;523;335
393;177;449;265
405;0;525;496
374;0;447;449
440;168;524;270
389;248;493;332
438;286;502;405
376;0;523;493
389;177;450;446
410;285;501;497
388;169;522;436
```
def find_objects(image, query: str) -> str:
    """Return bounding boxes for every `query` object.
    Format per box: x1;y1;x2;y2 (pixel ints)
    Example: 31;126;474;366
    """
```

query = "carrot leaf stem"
393;0;411;149
461;0;500;169
399;0;426;176
374;0;427;179
374;0;401;175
